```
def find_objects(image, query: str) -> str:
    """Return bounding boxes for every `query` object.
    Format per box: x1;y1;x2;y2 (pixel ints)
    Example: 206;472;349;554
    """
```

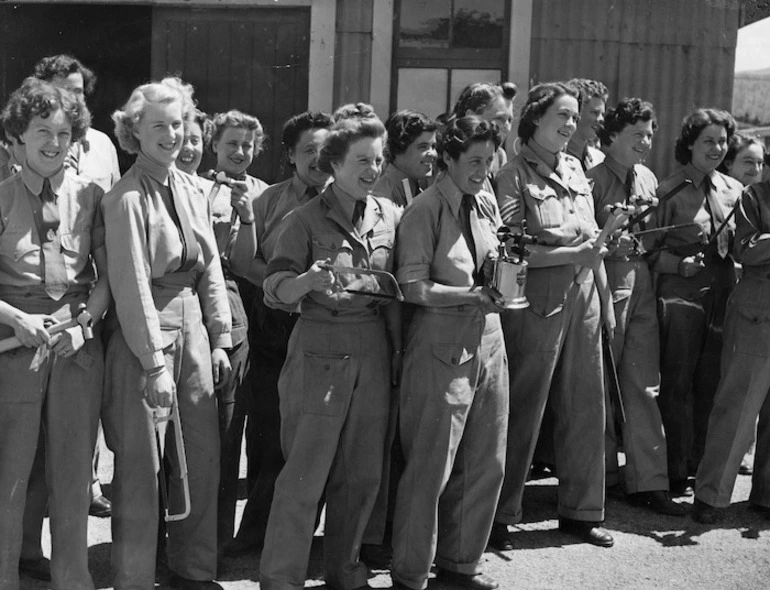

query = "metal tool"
0;303;93;354
153;396;191;522
320;264;404;301
492;223;537;309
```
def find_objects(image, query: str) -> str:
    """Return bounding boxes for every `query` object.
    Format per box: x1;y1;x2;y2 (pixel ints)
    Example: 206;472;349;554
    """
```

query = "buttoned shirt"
587;155;659;255
652;164;742;271
396;172;502;289
0;166;103;291
102;152;232;370
67;128;121;192
209;173;268;265
264;184;400;315
254;174;322;274
373;163;420;209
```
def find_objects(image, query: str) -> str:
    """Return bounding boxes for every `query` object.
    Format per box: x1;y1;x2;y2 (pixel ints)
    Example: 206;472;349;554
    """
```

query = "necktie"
703;177;729;259
353;199;366;234
168;176;201;272
39;178;68;300
305;185;319;201
461;194;487;283
625;168;637;203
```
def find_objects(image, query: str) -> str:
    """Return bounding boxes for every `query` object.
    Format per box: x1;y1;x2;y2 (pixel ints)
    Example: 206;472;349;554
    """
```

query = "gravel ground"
23;436;770;590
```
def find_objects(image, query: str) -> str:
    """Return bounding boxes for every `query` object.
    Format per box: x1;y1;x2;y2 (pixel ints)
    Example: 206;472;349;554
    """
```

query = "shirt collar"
604;154;631;182
521;141;557;175
136;151;172;184
21;163;65;197
684;163;712;190
436;172;469;219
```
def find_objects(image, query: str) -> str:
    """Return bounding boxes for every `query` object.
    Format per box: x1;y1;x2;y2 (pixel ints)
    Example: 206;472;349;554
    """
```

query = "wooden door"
152;6;311;184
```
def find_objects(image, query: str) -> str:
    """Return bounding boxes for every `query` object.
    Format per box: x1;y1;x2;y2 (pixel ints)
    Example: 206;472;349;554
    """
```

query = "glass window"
399;0;451;49
397;68;449;119
453;0;504;49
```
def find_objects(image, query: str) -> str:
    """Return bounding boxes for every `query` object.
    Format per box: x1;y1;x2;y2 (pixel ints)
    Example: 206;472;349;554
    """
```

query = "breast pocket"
526;185;563;229
302;351;353;416
59;231;91;271
312;234;355;268
0;229;40;264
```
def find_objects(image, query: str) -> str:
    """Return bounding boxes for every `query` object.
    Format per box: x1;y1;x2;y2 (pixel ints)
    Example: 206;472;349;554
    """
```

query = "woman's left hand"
212;348;232;390
49;326;85;358
391;350;403;387
230;180;255;224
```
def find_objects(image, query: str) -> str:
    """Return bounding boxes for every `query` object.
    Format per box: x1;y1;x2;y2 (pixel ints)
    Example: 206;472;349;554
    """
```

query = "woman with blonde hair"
102;77;232;590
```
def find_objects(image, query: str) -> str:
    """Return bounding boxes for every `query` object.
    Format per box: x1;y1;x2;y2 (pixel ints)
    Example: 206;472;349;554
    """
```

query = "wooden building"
0;0;743;181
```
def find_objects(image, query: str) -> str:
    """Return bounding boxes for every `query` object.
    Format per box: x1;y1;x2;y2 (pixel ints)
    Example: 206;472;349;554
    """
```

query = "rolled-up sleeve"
263;210;312;311
103;187;166;370
395;200;436;285
494;166;526;228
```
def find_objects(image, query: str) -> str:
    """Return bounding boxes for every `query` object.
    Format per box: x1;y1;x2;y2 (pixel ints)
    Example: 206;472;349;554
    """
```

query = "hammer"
0;302;94;354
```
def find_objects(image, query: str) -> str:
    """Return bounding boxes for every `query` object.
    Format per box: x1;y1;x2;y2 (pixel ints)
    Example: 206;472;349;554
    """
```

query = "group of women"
1;58;770;590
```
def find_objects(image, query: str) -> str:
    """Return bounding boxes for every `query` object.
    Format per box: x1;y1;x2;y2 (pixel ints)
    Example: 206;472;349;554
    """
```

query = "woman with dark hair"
176;109;212;176
452;81;517;179
103;77;232;590
390;116;508;590
652;108;743;496
258;109;401;590
718;131;765;187
0;77;107;590
492;82;614;550
373;110;438;208
226;109;334;556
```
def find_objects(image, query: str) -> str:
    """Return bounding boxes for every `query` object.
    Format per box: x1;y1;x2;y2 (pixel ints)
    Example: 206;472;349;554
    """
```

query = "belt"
420;304;481;317
301;305;381;323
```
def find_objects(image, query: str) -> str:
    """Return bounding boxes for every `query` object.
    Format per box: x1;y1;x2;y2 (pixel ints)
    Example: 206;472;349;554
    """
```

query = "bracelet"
145;366;166;377
240;219;254;225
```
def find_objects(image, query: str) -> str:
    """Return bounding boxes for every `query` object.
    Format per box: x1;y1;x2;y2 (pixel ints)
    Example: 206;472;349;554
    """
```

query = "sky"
735;16;770;72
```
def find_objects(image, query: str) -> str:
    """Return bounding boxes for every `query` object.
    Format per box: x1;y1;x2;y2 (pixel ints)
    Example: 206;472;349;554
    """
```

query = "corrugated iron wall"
529;0;739;178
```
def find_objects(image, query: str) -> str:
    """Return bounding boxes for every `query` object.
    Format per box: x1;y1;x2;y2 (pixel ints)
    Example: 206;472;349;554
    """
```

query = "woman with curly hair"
0;77;108;590
492;82;614;550
718;131;765;188
652;108;743;497
102;77;232;590
259;108;401;590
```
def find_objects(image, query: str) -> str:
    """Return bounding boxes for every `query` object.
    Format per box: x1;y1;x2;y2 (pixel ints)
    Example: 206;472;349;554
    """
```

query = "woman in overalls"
102;77;232;590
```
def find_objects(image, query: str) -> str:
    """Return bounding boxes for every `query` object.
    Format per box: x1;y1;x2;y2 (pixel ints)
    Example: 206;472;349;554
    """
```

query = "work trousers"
605;259;669;493
657;261;733;482
0;292;102;590
497;272;605;524
259;311;390;590
391;308;508;590
234;293;296;547
103;281;220;590
696;275;770;507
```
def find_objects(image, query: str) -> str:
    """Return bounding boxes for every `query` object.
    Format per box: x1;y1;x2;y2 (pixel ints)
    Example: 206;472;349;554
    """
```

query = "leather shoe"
89;494;112;517
739;458;754;476
629;490;686;516
669;478;694;498
748;503;770;519
223;536;262;557
18;557;51;581
487;522;514;551
168;574;223;589
558;517;614;547
692;498;721;524
391;583;413;590
435;569;498;589
360;543;392;569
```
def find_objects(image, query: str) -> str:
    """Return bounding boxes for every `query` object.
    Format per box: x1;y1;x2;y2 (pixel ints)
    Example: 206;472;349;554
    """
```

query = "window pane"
450;69;502;110
397;68;449;119
453;0;504;49
399;0;451;49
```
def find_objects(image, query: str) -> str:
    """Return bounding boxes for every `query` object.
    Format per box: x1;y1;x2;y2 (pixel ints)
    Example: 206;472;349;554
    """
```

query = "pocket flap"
525;185;557;201
313;235;354;252
59;232;84;253
431;344;476;366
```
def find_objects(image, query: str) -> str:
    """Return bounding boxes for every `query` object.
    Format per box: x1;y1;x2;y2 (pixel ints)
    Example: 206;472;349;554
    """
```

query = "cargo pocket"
431;344;477;407
302;352;353;416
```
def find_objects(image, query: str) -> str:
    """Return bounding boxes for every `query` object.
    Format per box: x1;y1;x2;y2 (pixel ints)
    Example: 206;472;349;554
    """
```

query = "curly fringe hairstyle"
567;78;609;104
209;109;265;157
332;102;378;123
2;76;91;144
281;110;334;168
674;108;736;165
384;110;438;163
111;76;194;155
436;115;501;171
317;115;386;176
518;82;581;143
452;81;518;118
717;131;765;174
598;98;657;147
190;109;214;151
33;54;97;97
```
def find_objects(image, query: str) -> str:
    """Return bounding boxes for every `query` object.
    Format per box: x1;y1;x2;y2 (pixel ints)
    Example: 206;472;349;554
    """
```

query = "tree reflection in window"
399;0;503;50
